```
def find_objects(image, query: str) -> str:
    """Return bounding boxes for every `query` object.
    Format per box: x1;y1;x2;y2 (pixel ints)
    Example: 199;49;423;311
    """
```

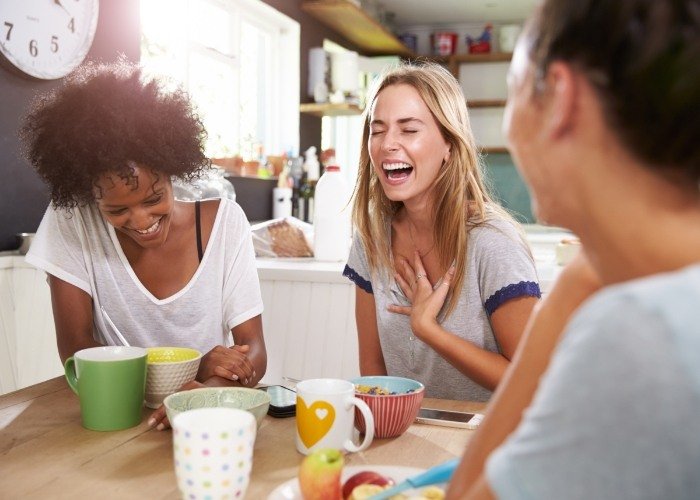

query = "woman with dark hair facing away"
22;61;266;430
446;0;700;498
344;62;541;402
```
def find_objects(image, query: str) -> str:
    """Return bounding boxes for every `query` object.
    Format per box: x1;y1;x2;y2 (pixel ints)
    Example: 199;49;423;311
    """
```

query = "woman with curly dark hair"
22;61;267;430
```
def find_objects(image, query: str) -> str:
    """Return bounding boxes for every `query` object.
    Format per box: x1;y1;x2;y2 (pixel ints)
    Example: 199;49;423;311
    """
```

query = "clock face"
0;0;99;80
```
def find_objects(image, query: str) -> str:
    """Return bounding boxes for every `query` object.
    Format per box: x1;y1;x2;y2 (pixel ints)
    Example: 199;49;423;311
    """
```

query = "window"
140;0;299;159
319;45;400;188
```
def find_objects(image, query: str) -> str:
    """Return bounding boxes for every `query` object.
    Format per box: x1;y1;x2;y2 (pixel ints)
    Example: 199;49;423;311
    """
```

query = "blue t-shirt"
487;263;700;499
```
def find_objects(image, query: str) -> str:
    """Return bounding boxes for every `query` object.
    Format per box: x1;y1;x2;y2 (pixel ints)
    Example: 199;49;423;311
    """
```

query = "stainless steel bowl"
16;233;35;255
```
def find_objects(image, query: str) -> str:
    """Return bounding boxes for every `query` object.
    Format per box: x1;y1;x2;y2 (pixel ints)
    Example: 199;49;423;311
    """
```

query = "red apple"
342;471;394;499
299;448;345;500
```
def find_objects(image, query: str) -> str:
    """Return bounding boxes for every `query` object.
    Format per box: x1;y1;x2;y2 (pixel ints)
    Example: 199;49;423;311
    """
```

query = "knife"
367;458;460;500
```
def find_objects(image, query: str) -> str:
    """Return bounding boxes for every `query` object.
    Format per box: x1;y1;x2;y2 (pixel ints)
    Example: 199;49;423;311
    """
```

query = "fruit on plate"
420;485;446;499
347;484;388;500
299;448;345;500
342;470;395;499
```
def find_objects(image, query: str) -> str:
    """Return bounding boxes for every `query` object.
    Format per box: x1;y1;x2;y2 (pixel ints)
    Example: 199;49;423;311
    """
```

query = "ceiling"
380;0;538;25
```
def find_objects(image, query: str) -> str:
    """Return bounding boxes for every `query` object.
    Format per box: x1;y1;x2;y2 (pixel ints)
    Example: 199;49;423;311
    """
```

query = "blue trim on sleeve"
343;264;373;294
485;281;541;316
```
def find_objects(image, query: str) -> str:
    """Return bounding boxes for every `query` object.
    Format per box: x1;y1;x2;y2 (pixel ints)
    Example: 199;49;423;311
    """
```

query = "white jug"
313;165;352;262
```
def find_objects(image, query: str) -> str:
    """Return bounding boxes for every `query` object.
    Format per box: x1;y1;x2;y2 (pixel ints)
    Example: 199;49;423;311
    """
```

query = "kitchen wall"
0;1;531;249
484;153;533;223
390;18;533;222
261;0;365;151
0;0;365;250
0;0;141;251
230;1;363;222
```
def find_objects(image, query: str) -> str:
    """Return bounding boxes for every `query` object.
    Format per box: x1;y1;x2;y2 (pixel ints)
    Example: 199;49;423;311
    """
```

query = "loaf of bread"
265;219;313;257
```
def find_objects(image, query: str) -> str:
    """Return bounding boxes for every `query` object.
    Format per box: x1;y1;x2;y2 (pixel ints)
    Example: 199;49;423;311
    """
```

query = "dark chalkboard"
0;0;140;251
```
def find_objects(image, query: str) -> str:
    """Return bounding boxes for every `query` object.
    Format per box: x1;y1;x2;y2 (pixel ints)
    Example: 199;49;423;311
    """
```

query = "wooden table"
0;377;486;498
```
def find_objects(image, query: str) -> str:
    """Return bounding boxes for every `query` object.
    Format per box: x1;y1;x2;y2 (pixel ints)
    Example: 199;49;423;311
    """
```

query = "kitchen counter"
0;253;63;396
0;225;572;394
256;223;572;292
256;257;349;284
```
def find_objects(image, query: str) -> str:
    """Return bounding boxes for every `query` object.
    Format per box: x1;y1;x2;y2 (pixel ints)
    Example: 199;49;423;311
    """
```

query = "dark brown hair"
21;59;210;209
525;0;700;183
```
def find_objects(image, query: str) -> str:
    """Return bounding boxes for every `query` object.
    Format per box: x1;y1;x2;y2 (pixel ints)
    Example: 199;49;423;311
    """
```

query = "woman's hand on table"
147;371;253;431
147;379;206;431
198;344;257;386
388;251;455;340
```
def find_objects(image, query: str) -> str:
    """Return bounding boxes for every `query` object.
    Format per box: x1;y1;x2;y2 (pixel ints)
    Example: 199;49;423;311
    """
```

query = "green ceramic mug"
64;346;148;431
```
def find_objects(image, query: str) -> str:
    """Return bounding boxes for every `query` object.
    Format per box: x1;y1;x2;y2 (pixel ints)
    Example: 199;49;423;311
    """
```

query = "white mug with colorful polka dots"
172;407;257;500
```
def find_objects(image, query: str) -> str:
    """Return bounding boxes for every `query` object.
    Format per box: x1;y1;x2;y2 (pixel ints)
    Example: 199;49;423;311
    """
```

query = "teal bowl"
350;376;425;438
163;387;270;428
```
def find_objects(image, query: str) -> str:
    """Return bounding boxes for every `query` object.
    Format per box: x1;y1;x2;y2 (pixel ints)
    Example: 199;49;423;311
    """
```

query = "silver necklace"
405;216;432;368
406;217;435;258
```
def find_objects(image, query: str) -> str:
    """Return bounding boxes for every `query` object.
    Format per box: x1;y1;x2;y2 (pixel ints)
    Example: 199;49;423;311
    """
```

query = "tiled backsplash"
483;153;534;223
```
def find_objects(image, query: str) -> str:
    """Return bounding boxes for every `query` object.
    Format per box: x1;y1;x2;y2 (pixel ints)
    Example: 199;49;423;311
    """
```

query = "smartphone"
415;408;484;430
262;385;297;418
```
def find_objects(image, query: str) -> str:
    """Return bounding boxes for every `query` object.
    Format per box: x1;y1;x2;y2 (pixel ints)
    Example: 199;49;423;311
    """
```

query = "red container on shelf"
431;32;458;56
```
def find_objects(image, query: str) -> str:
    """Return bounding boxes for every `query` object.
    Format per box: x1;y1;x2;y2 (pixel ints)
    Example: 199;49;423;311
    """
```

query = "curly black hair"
21;58;210;209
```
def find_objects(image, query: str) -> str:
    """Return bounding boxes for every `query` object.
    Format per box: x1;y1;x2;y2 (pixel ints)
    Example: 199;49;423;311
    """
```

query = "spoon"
368;458;459;500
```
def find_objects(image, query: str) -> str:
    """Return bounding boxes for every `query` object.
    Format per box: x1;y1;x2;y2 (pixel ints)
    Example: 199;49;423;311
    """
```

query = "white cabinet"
0;230;564;394
0;255;362;394
0;259;17;394
0;254;63;395
256;259;360;386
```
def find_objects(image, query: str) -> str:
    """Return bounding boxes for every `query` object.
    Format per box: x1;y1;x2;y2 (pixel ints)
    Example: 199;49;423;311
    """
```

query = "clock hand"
53;0;71;16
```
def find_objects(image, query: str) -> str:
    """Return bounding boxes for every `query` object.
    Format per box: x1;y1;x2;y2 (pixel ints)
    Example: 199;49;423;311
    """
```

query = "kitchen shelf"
301;0;414;57
448;52;512;76
467;99;507;108
300;102;363;117
408;55;450;65
480;147;509;154
404;53;512;77
451;52;513;63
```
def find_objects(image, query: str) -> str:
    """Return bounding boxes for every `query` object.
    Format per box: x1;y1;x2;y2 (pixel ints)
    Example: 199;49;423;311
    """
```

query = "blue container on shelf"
398;33;418;53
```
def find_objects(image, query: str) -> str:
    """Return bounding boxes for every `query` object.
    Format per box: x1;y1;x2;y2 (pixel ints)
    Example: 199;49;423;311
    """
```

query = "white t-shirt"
26;198;263;354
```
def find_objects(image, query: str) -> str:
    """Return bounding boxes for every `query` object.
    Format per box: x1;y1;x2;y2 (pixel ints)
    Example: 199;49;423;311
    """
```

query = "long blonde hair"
352;62;509;316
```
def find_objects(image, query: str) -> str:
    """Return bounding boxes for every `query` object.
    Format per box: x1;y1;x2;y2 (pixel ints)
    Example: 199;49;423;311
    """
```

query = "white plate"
267;465;432;499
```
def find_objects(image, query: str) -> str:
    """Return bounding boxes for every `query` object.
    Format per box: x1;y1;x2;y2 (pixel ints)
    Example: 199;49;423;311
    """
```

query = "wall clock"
0;0;99;80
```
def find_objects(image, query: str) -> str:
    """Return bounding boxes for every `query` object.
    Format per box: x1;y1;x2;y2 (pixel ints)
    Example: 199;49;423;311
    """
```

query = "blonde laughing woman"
343;63;541;401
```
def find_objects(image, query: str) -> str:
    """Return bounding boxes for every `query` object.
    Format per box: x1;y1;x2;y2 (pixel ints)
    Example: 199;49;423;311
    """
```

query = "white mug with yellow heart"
295;378;375;455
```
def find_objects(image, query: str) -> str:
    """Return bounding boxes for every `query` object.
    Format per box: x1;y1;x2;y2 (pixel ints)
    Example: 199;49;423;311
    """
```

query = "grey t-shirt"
487;264;700;499
344;216;540;401
26;198;263;354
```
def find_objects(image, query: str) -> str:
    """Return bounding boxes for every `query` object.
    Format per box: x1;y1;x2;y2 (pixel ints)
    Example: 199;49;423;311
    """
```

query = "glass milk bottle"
313;165;352;261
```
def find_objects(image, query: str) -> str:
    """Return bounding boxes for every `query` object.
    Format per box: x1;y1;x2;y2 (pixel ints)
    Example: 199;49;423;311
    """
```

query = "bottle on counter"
272;167;293;219
298;169;310;222
286;154;304;219
313;165;352;262
299;146;320;223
